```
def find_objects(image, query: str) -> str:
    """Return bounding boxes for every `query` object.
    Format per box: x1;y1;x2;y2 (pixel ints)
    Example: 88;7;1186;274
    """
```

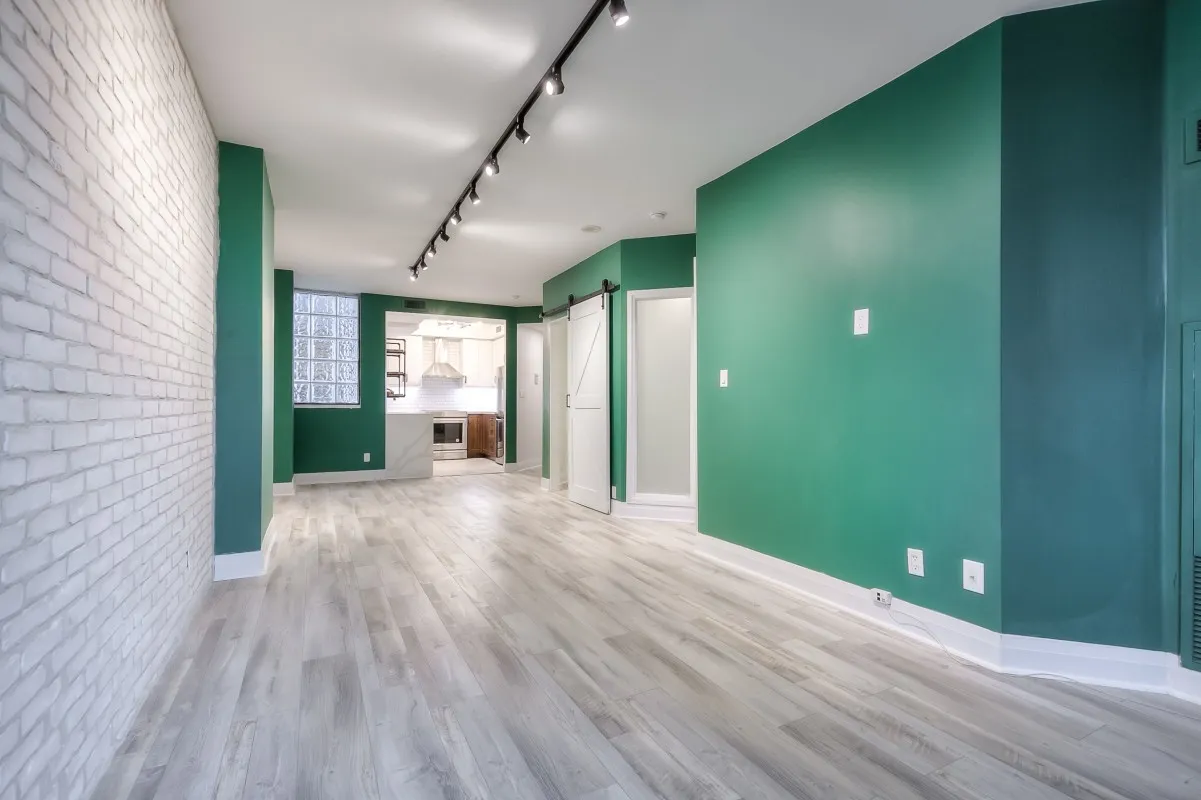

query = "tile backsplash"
387;378;498;413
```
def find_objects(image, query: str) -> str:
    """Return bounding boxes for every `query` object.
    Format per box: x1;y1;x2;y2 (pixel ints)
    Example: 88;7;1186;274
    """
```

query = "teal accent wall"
1165;0;1201;664
999;0;1166;650
696;27;1004;629
291;293;540;475
215;143;274;556
273;269;294;484
540;235;696;499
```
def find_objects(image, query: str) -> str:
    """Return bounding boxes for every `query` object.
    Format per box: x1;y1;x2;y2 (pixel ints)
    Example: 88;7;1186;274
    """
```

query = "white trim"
541;477;551;491
614;500;698;523
214;549;264;581
626;287;697;507
272;481;295;496
628;492;694;507
694;531;1201;704
294;469;390;486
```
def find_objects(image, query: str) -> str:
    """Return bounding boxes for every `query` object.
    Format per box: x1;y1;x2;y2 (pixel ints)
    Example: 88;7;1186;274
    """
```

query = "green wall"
292;293;540;475
1165;0;1201;663
214;143;274;556
999;0;1166;651
540;235;696;500
273;269;294;483
696;27;1004;629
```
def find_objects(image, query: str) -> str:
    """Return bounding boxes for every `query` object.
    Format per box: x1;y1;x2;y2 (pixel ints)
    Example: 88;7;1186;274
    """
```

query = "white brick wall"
0;1;216;798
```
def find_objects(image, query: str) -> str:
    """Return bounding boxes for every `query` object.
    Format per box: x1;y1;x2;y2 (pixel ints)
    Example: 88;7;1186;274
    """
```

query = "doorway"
516;324;544;472
625;288;697;521
547;316;569;491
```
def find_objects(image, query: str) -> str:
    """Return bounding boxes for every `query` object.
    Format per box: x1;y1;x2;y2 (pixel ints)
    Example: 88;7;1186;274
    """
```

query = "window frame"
292;289;362;409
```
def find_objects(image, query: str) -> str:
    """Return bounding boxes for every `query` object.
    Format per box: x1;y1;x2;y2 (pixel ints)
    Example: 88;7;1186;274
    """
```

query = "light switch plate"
719;369;729;388
963;560;985;594
363;452;371;463
854;308;870;335
907;548;924;577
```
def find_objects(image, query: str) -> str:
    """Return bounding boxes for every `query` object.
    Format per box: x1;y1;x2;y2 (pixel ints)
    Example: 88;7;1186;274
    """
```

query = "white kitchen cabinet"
492;335;505;370
460;339;491;386
404;335;423;386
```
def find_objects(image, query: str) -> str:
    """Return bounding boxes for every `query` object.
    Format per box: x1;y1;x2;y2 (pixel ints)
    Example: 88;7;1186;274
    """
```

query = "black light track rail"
408;0;629;281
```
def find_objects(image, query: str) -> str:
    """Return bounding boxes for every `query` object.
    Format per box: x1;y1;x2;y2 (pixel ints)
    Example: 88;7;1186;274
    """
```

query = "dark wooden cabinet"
467;414;498;459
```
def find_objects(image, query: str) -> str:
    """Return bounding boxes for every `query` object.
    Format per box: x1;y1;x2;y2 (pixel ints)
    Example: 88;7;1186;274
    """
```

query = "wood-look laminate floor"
93;474;1201;800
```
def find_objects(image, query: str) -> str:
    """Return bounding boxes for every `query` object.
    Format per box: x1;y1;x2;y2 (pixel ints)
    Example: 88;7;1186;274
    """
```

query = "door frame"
1182;321;1201;668
626;287;697;509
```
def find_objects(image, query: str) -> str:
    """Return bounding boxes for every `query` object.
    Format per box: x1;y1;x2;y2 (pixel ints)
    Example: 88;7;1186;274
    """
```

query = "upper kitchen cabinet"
461;339;498;386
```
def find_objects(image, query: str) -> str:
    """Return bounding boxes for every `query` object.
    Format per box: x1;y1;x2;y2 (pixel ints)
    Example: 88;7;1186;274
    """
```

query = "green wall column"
273;269;295;484
1165;0;1201;662
215;142;274;556
999;0;1167;651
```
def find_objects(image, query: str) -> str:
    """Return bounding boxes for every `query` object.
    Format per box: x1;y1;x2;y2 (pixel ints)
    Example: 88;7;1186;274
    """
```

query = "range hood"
422;338;464;382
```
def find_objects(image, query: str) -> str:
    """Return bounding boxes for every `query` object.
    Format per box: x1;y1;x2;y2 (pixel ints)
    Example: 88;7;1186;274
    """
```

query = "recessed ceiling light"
582;225;602;233
650;211;667;221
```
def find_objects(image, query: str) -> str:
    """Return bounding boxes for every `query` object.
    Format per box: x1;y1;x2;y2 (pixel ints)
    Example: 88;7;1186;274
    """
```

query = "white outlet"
871;588;892;607
963;560;985;594
719;369;729;388
907;548;924;577
363;452;371;463
853;308;870;335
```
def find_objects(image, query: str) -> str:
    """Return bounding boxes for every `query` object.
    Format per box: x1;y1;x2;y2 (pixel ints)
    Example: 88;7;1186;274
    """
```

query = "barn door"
568;294;611;514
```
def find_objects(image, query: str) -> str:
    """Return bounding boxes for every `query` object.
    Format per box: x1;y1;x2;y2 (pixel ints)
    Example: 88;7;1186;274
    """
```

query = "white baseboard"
294;469;390;486
540;477;551;491
272;481;295;496
694;532;1200;704
214;549;264;581
614;500;697;523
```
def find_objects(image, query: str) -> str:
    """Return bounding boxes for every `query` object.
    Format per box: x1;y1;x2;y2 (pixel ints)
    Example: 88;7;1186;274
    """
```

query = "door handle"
566;394;571;408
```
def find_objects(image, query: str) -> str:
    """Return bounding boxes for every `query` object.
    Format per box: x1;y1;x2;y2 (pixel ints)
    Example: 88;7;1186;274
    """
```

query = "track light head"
449;207;462;225
484;154;500;177
516;118;531;144
544;67;564;96
609;0;629;26
469;184;481;205
427;241;437;259
409;266;419;281
439;227;450;243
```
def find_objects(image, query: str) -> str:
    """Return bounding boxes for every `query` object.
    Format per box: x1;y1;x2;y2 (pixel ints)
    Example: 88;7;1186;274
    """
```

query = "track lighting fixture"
609;0;629;26
544;66;564;96
402;0;628;280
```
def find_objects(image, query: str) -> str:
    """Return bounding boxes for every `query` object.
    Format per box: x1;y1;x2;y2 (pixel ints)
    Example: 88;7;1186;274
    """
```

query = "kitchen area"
383;312;508;479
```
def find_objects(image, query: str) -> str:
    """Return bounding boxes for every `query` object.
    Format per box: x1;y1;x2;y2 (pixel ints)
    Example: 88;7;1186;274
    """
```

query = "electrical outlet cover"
871;588;892;607
719;369;729;388
363;452;371;463
963;560;985;594
907;548;924;577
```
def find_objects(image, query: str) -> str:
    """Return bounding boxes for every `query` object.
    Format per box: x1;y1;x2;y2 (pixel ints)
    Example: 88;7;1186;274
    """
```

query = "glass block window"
294;291;360;406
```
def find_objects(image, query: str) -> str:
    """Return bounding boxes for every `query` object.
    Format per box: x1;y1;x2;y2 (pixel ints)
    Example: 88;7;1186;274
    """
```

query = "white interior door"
568;294;611;513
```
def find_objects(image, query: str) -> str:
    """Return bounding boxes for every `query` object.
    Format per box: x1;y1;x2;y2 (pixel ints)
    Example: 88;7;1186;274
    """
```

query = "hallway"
94;475;1201;800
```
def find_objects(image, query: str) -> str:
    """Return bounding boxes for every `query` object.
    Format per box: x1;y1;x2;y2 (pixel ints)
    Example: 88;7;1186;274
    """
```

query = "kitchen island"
384;410;434;479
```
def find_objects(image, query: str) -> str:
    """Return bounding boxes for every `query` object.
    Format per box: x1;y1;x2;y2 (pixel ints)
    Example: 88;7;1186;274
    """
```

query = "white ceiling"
167;0;1081;306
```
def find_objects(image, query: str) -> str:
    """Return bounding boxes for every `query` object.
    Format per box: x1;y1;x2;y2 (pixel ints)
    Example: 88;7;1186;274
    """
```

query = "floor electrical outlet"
871;588;892;607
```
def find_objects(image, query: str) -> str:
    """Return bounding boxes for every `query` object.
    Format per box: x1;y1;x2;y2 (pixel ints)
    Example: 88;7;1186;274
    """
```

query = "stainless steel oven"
432;412;468;460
